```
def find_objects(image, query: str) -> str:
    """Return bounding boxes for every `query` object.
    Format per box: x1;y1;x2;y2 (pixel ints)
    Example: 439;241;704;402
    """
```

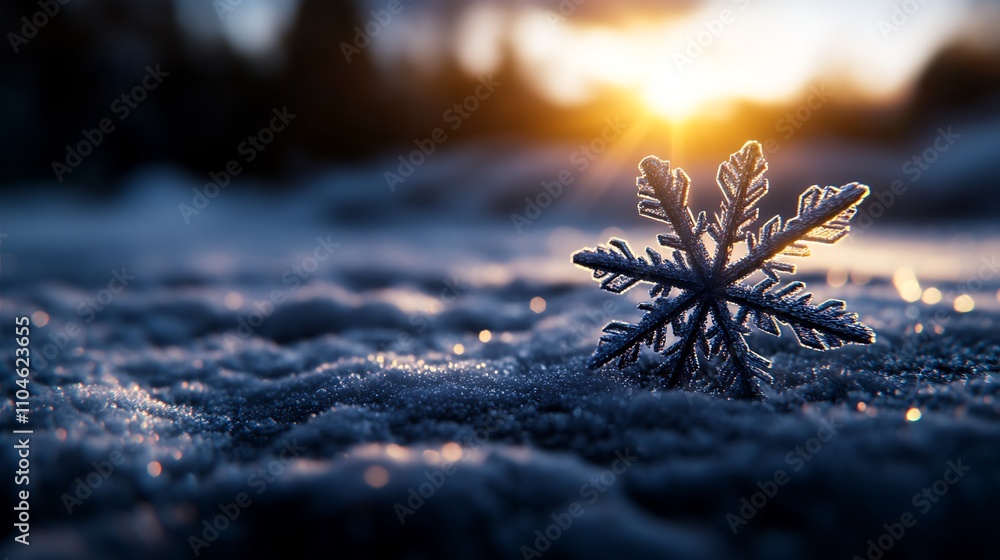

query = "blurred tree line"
1;0;998;190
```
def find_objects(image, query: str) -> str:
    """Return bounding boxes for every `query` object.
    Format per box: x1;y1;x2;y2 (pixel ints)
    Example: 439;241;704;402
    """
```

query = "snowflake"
572;140;875;398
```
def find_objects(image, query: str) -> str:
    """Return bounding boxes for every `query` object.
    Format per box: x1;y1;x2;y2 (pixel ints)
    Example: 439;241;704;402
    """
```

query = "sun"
642;77;705;123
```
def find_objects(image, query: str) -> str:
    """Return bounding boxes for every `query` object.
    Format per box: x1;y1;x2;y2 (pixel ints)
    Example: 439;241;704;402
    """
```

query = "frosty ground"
1;178;998;560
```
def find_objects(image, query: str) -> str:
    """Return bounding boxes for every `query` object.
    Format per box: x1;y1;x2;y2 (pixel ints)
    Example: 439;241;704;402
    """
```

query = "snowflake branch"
709;141;767;276
588;291;699;369
572;238;702;294
722;183;869;285
654;300;710;388
726;283;875;348
636;157;712;277
708;300;773;399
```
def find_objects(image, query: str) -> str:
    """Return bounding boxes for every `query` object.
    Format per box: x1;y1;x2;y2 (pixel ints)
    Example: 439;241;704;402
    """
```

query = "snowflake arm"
709;141;768;276
707;299;773;399
723;182;869;285
636;156;712;277
726;282;876;349
652;300;710;389
572;238;702;295
587;291;700;369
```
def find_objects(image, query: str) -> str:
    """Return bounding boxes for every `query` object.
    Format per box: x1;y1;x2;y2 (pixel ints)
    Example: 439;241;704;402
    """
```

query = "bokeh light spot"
31;311;49;327
921;287;942;305
442;442;463;462
364;465;389;488
827;267;848;288
224;291;244;310
953;294;975;313
893;268;922;303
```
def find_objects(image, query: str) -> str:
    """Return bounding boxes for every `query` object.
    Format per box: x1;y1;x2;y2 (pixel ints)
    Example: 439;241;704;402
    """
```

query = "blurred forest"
2;0;999;227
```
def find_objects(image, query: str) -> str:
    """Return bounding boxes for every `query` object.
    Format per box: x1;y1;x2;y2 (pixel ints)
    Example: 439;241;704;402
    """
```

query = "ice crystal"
572;140;875;398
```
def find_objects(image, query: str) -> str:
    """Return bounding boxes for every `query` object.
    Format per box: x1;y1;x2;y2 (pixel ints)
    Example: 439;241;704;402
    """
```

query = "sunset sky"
193;0;1000;121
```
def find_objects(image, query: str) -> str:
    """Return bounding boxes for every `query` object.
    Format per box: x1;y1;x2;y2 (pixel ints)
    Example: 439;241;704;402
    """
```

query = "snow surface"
1;177;998;560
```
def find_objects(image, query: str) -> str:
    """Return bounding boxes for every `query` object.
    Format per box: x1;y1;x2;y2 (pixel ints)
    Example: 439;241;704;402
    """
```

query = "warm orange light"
921;288;942;305
827;267;848;288
364;465;389;488
441;442;463;462
953;295;975;313
893;268;922;303
434;2;975;123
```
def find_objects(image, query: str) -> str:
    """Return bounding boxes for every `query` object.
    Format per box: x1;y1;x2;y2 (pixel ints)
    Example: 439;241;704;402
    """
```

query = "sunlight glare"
448;1;979;122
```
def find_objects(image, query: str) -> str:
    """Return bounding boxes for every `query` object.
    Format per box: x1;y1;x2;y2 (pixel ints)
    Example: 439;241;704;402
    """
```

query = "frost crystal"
572;140;875;398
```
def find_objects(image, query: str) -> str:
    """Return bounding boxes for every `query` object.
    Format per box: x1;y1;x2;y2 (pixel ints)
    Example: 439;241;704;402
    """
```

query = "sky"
184;0;1000;122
